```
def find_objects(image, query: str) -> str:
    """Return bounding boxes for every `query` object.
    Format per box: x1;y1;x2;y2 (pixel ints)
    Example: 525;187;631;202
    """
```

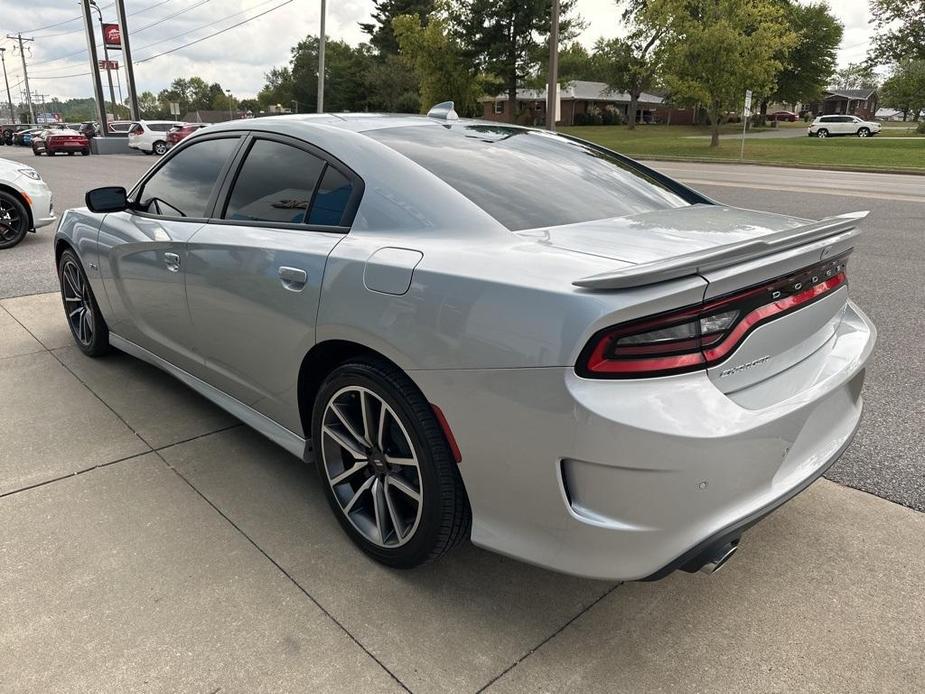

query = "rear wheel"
81;149;90;156
153;140;167;155
58;249;110;356
311;358;470;568
816;129;828;139
857;127;870;138
0;191;29;249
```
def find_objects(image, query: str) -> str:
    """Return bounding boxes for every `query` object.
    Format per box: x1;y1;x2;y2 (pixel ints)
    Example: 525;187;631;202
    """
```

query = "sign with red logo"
98;59;119;70
102;23;121;49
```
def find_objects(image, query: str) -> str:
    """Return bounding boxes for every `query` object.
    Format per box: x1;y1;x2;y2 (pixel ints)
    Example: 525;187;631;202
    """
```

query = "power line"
133;0;213;34
15;5;112;35
136;0;295;63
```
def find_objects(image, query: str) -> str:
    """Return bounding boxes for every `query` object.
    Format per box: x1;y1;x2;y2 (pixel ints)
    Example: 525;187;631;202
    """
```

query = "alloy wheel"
61;259;94;346
320;385;423;548
0;197;23;243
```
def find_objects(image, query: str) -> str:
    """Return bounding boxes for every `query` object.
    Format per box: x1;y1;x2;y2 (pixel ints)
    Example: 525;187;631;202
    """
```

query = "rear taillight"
577;253;849;378
130;125;143;135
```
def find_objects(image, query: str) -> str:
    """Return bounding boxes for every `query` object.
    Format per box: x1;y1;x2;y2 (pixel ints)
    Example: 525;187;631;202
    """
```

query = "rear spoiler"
573;211;869;290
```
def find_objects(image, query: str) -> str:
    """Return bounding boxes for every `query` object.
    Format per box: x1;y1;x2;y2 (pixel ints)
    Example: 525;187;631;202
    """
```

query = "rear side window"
138;137;238;218
366;124;690;231
307;166;353;225
224;139;325;224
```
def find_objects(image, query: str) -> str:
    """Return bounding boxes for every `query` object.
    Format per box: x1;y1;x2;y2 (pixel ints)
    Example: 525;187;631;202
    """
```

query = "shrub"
574;112;589;125
917;120;925;134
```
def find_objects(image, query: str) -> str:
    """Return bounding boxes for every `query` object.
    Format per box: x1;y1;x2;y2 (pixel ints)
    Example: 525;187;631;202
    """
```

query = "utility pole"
6;34;34;124
0;48;15;124
89;0;117;117
80;0;109;134
545;0;560;131
317;0;326;113
226;89;234;121
114;0;139;120
32;91;48;123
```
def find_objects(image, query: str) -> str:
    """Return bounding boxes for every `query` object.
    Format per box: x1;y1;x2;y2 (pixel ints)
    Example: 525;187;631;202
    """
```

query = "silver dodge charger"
55;105;876;580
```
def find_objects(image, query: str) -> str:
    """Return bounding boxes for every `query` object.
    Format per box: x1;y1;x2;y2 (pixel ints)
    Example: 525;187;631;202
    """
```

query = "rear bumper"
410;301;876;581
47;143;88;152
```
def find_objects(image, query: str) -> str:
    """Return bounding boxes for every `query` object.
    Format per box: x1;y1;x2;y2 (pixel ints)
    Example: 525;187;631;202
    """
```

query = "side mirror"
85;186;128;213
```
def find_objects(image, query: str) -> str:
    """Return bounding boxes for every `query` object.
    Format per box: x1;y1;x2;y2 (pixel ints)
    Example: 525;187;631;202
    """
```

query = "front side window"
137;137;238;218
224;139;326;224
366;124;691;231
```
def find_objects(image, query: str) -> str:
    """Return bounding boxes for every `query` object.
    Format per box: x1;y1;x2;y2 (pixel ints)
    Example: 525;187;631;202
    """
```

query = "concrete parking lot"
0;146;923;691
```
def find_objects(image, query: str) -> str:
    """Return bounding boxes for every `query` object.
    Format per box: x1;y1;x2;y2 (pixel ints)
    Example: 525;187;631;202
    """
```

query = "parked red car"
769;111;798;122
32;129;90;156
166;122;210;148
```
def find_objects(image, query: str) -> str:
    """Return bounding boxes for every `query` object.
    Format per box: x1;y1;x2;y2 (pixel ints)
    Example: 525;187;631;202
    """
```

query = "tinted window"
224;140;325;224
138;137;238;218
366;124;690;231
307;166;353;225
149;123;174;132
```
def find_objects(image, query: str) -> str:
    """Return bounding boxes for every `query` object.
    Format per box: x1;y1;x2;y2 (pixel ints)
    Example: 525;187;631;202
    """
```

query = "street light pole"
0;48;15;124
114;0;140;120
545;0;560;131
226;89;234;121
317;0;326;113
89;0;118;117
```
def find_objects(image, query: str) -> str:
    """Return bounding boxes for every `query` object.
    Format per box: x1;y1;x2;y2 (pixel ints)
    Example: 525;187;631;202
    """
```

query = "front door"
97;135;241;375
185;136;359;433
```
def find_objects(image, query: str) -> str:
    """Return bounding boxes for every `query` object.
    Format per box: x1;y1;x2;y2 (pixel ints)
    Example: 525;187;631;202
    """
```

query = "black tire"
816;129;828;139
857;127;870;138
311;358;470;568
0;191;29;249
153;141;167;155
58;248;111;356
81;149;90;156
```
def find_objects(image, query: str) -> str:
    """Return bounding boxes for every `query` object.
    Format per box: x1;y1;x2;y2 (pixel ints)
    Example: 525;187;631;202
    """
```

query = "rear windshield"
365;124;690;231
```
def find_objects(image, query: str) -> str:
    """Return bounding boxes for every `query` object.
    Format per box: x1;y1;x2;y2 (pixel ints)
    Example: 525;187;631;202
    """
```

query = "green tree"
365;54;421;112
257;67;295;110
869;0;925;64
138;90;165;118
457;0;582;123
661;0;797;146
360;0;436;55
880;59;925;120
393;11;483;115
593;0;681;130
756;1;842;123
832;62;879;90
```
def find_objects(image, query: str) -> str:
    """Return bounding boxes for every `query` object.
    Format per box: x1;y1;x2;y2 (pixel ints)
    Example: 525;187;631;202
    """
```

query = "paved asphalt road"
1;146;922;512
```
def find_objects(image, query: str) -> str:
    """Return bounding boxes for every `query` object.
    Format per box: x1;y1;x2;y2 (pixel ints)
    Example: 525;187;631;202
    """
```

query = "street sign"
741;89;753;160
169;102;180;116
102;23;121;50
744;89;753;116
97;59;119;70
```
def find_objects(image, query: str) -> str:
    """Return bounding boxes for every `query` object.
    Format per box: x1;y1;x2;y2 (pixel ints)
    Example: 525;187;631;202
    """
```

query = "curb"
633;155;925;176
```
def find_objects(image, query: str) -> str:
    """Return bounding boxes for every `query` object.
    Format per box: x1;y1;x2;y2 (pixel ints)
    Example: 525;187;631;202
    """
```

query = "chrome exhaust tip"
698;541;739;574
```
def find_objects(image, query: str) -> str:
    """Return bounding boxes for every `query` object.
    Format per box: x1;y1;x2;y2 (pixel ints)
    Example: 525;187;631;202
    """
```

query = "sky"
0;0;876;103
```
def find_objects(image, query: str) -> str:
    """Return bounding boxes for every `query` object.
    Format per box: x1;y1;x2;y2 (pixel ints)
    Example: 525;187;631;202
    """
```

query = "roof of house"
482;80;664;106
825;88;876;100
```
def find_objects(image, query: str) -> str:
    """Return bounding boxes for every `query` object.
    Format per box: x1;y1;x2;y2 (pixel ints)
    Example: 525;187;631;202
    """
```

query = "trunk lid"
532;204;865;393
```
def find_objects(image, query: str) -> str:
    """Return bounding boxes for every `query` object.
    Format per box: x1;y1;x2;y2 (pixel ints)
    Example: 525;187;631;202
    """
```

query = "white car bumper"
13;172;55;229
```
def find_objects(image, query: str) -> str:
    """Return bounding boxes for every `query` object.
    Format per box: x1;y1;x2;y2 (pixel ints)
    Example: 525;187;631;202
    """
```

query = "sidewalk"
2;293;923;692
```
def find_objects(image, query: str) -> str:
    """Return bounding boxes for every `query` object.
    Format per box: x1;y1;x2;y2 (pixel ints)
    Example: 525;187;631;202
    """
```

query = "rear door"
98;134;242;375
185;134;362;432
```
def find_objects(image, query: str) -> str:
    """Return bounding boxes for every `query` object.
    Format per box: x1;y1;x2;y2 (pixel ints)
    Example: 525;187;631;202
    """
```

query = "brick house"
803;89;879;120
480;80;696;126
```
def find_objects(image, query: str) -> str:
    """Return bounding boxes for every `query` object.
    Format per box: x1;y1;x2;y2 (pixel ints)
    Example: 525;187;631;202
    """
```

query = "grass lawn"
561;124;925;172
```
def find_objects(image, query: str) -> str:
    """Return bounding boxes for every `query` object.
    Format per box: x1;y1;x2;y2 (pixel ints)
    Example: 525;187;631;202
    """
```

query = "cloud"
1;0;874;103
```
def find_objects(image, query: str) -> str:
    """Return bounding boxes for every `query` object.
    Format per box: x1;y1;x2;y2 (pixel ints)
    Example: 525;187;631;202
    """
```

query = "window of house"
494;101;504;114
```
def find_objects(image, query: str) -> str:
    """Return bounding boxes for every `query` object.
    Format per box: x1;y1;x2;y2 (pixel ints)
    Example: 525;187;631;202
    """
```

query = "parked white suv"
808;115;881;138
127;120;183;155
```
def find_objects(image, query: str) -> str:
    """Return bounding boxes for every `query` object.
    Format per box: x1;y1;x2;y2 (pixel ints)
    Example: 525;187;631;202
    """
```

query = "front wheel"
815;129;828;139
857;127;870;138
311;358;470;568
58;249;110;356
0;191;29;249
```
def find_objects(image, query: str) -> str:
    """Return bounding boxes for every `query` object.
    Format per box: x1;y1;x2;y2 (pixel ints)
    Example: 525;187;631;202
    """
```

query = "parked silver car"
55;107;876;580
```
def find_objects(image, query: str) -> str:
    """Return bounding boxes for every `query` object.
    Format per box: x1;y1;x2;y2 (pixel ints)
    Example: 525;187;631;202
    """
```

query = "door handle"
164;252;181;272
279;266;307;292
